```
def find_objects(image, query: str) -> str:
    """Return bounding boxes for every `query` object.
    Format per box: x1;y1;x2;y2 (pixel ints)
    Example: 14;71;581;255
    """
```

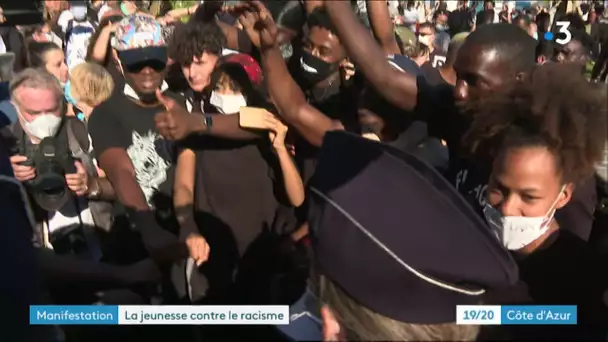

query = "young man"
167;20;231;111
417;22;447;73
88;15;208;303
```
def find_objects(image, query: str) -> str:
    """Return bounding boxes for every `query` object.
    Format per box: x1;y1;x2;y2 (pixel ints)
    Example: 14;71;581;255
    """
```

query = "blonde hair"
311;273;480;341
69;63;114;106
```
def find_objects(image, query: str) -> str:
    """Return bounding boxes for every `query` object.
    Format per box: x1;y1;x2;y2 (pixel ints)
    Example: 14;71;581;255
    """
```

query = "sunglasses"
125;59;167;73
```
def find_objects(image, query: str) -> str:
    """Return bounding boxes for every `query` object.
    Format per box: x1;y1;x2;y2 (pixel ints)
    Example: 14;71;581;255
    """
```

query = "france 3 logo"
544;21;572;45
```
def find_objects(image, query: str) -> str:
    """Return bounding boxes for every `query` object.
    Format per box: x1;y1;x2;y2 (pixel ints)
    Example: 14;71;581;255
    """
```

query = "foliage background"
170;1;198;10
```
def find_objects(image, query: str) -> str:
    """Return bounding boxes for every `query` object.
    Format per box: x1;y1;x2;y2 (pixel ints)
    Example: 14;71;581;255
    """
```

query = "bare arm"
274;138;305;207
366;0;401;55
173;148;198;238
164;4;198;20
204;114;262;140
87;25;113;64
98;148;181;254
262;46;342;147
217;19;252;53
325;1;419;111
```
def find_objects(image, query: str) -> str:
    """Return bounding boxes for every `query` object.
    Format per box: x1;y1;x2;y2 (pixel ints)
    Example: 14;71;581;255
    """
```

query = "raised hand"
154;89;204;141
223;0;278;50
268;117;288;150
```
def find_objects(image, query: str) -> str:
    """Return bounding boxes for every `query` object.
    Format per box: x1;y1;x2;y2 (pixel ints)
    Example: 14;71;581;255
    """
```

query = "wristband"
204;115;213;131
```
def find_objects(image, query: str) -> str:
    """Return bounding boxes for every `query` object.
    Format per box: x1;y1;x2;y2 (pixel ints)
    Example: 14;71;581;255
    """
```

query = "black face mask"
299;50;338;86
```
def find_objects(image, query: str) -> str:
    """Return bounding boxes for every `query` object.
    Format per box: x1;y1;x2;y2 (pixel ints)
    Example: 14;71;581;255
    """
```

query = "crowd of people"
1;0;608;341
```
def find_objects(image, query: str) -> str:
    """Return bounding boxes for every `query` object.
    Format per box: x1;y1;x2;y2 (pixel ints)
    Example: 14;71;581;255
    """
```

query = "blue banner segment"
30;305;119;325
501;306;577;325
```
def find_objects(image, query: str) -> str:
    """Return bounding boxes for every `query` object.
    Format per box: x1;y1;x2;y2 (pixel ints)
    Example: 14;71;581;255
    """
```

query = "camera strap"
66;120;97;177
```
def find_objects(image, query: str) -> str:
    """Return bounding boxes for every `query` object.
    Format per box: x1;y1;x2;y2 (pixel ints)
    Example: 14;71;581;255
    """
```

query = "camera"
21;136;76;210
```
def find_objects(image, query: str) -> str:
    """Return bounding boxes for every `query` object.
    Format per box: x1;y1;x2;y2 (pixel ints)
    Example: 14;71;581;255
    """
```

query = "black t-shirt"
493;230;608;340
296;82;359;183
415;78;596;240
423;66;448;86
421;50;447;73
88;91;180;232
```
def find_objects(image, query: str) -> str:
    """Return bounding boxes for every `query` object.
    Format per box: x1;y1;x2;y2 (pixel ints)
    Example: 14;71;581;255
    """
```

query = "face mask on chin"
299;50;339;86
209;91;247;115
435;24;448;32
483;185;566;250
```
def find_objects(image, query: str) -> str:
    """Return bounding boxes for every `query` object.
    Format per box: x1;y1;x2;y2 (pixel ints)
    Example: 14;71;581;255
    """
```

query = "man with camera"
8;68;112;263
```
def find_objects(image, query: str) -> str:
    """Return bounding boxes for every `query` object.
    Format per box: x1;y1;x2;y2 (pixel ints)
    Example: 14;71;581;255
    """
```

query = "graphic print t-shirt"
88;90;180;229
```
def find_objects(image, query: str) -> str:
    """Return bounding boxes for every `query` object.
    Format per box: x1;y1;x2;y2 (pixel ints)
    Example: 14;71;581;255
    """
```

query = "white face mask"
22;113;63;140
209;91;247;115
418;35;432;47
483;186;565;250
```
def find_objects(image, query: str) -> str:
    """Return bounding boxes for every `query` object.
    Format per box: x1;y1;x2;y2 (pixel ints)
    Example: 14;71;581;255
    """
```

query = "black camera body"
23;136;76;197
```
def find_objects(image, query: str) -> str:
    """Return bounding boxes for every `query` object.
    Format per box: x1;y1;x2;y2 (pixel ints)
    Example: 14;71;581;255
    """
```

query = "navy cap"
276;290;323;342
308;131;518;324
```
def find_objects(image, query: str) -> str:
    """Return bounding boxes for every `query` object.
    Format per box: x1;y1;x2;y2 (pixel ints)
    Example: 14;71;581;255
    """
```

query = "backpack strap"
64;19;75;49
66;118;97;177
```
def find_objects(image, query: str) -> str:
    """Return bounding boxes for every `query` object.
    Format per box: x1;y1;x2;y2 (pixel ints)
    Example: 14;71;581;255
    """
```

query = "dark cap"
308;131;518;324
276;290;323;341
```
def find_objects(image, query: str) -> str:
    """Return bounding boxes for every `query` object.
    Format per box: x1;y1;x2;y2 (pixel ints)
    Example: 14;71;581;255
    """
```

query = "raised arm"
218;1;341;147
249;3;341;147
366;0;401;55
263;47;341;147
324;1;419;110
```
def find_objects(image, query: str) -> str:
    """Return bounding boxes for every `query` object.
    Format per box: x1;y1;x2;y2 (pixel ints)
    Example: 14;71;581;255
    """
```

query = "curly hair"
167;21;226;66
463;63;607;184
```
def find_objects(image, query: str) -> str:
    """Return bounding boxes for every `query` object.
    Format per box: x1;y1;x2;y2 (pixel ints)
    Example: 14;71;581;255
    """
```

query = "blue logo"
544;32;554;41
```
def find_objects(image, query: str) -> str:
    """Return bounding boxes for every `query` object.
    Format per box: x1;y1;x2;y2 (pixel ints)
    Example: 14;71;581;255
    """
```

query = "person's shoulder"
162;90;186;105
90;92;127;120
58;10;74;27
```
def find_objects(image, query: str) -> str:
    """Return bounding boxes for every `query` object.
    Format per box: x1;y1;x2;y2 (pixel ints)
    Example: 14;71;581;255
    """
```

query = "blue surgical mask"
64;81;78;107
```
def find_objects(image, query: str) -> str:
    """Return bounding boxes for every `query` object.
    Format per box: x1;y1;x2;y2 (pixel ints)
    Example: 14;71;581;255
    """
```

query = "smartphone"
239;106;271;129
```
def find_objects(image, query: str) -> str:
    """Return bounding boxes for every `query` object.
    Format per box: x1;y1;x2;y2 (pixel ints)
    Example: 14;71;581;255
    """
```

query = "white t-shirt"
57;10;75;33
0;36;6;54
64;21;96;70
